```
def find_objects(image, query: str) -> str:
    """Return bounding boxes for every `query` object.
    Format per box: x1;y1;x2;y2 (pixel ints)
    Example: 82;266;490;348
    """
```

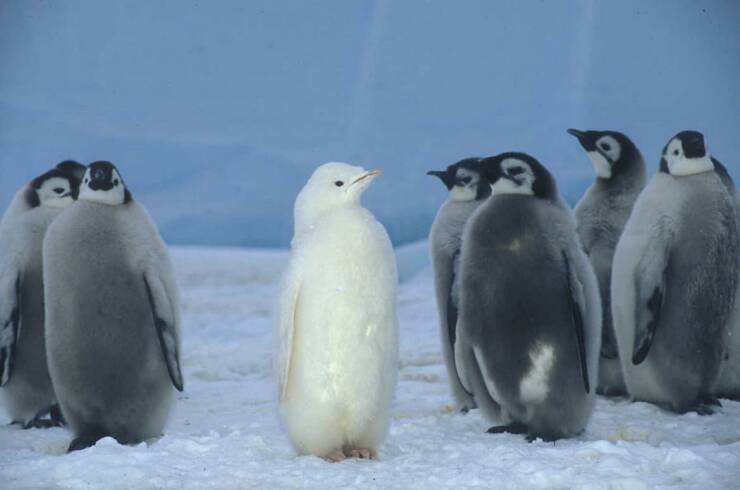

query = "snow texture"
1;244;739;489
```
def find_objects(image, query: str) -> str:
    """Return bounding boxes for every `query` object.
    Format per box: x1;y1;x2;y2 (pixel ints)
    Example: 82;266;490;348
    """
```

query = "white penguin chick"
44;161;183;452
0;162;85;428
276;162;399;462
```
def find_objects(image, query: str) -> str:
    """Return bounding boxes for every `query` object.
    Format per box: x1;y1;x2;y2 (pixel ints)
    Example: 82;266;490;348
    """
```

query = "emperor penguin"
709;159;740;400
611;131;738;414
567;129;647;396
276;162;398;462
455;153;601;441
427;157;491;412
43;161;184;451
0;161;86;428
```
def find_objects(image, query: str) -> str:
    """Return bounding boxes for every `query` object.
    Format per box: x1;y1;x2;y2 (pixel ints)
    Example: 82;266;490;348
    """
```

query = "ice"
1;244;739;488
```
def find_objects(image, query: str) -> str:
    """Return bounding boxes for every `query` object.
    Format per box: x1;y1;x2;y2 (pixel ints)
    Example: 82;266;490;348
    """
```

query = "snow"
1;244;740;489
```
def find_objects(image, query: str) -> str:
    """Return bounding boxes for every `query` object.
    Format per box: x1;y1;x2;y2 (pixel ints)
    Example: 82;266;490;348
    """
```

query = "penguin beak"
567;128;596;152
427;170;454;189
566;128;586;139
350;170;381;186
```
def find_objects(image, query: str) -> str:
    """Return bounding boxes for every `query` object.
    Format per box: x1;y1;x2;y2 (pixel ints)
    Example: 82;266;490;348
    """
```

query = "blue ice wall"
1;0;738;247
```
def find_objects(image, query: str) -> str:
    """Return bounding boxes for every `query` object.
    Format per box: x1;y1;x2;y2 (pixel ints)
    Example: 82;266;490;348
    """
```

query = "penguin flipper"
276;257;302;402
447;251;474;398
631;223;672;366
143;272;184;391
563;251;590;394
0;270;21;387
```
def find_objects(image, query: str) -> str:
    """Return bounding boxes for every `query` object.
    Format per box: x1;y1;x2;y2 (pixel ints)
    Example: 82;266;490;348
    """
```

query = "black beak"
567;128;597;152
427;170;454;190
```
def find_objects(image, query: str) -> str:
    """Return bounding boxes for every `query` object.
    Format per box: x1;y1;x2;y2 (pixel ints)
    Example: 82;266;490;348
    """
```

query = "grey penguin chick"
612;131;738;414
43;161;184;451
567;129;646;397
427;157;491;412
455;152;601;441
709;159;740;400
0;161;86;428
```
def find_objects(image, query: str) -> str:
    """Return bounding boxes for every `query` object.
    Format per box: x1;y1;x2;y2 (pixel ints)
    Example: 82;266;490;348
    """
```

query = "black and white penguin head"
480;152;557;200
660;130;714;177
24;160;86;209
294;162;381;232
78;161;132;206
426;157;491;202
567;129;638;179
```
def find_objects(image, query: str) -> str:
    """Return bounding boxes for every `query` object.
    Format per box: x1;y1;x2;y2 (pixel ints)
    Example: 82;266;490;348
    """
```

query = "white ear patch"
587;151;612;179
37;176;74;208
663;138;714;176
519;342;555;404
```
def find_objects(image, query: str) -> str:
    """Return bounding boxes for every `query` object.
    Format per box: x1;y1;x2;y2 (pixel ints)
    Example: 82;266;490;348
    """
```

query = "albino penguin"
276;162;398;462
612;131;738;414
427;157;491;412
44;161;184;451
0;161;86;428
567;129;646;396
455;153;601;441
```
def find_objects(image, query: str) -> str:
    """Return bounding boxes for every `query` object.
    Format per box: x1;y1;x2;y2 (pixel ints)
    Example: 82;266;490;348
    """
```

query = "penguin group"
429;129;740;441
0;161;182;451
0;128;738;461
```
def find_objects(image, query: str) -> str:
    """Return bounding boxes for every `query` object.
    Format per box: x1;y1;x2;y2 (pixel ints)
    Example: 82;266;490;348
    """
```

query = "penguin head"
78;161;132;206
294;162;381;232
480;152;557;200
24;160;86;209
567;129;638;180
660;131;714;177
426;158;491;202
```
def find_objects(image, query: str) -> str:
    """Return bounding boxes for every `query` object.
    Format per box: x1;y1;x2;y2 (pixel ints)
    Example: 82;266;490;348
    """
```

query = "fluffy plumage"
44;162;183;451
455;153;601;441
276;162;398;460
612;132;738;413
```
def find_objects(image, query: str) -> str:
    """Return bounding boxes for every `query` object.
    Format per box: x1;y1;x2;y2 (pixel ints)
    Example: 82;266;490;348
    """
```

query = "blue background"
1;0;738;247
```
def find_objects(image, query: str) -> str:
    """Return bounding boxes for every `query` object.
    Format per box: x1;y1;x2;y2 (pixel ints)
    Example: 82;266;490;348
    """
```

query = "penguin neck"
593;150;646;195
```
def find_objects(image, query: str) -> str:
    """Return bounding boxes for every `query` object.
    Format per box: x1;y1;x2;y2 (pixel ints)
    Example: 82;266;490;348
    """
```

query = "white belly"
279;218;399;456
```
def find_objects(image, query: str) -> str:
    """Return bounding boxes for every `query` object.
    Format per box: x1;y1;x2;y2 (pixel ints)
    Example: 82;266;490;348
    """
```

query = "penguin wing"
0;270;21;386
563;251;590;394
631;222;673;366
276;257;302;402
144;270;184;391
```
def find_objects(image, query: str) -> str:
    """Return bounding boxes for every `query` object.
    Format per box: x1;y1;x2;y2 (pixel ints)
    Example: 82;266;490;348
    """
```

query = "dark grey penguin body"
427;158;490;411
43;162;183;451
0;162;85;427
455;153;601;441
568;129;646;396
612;131;738;413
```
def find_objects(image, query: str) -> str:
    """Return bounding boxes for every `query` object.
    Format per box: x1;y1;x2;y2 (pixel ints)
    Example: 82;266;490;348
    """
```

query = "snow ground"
1;244;739;489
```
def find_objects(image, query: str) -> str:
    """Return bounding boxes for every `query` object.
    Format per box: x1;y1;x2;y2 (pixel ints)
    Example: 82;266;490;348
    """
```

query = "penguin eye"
508;167;524;176
53;188;65;194
113;179;119;187
673;149;680;156
84;178;89;183
334;181;344;187
462;177;472;184
600;142;611;151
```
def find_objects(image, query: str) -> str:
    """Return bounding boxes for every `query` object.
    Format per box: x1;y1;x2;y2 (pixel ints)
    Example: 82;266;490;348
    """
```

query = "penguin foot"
347;448;377;460
596;386;628;398
690;403;716;416
68;434;103;453
323;450;347;463
50;404;66;427
486;422;528;436
699;396;722;408
22;418;58;430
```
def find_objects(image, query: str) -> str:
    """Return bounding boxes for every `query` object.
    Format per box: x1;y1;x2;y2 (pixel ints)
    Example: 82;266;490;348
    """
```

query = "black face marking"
334;180;344;187
508;167;524;176
85;161;133;203
481;152;557;200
